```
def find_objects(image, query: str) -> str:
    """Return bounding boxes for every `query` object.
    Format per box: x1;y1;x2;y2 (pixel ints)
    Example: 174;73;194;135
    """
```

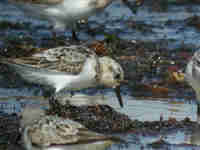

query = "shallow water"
1;1;200;48
0;0;200;150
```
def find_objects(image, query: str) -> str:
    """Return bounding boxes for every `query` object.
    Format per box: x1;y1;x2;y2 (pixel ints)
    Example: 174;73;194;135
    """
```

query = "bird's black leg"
71;22;80;41
198;104;200;116
197;104;200;124
70;91;75;97
72;29;79;41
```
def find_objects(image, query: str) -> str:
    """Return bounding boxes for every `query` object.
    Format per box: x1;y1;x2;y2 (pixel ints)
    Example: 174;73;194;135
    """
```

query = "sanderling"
20;106;121;150
6;0;126;40
185;50;200;115
0;45;124;107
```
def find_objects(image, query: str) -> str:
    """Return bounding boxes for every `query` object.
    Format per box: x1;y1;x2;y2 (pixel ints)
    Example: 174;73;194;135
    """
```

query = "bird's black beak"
114;86;123;108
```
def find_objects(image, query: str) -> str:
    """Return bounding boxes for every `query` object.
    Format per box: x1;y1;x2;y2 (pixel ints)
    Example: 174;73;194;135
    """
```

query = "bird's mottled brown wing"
8;0;64;5
1;46;96;75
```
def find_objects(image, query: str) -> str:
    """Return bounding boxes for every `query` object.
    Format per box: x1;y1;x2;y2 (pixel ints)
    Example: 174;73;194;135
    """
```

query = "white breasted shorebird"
20;106;122;150
6;0;128;40
185;50;200;116
0;45;124;107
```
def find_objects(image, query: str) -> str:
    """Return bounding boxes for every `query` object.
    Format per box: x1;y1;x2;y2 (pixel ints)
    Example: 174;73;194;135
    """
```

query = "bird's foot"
48;92;74;107
48;95;58;107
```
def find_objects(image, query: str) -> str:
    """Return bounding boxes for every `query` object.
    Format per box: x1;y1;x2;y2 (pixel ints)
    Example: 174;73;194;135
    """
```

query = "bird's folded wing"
0;58;69;87
0;46;97;86
0;46;92;75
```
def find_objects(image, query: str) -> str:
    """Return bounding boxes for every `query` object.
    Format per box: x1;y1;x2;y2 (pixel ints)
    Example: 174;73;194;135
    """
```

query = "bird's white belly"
46;73;96;93
44;0;97;24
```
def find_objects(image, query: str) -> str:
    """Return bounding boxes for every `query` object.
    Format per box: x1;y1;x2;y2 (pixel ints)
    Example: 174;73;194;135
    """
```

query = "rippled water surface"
1;0;200;47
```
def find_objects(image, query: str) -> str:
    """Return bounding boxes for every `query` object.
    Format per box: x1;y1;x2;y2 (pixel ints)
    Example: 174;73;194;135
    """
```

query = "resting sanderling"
0;45;124;107
6;0;126;40
20;106;120;150
185;50;200;116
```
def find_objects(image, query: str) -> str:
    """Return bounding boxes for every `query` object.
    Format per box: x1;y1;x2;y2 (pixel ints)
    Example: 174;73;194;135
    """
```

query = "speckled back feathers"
2;46;97;75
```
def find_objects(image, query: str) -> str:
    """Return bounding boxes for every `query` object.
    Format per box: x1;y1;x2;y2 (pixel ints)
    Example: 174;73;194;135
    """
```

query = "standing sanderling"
185;50;200;116
6;0;126;40
20;106;121;150
0;45;125;107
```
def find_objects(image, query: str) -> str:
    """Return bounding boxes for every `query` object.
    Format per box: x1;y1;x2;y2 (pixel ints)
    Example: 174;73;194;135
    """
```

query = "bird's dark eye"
115;74;121;80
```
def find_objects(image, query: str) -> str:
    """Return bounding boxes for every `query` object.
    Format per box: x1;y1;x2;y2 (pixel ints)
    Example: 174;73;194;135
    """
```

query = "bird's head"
99;56;125;107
